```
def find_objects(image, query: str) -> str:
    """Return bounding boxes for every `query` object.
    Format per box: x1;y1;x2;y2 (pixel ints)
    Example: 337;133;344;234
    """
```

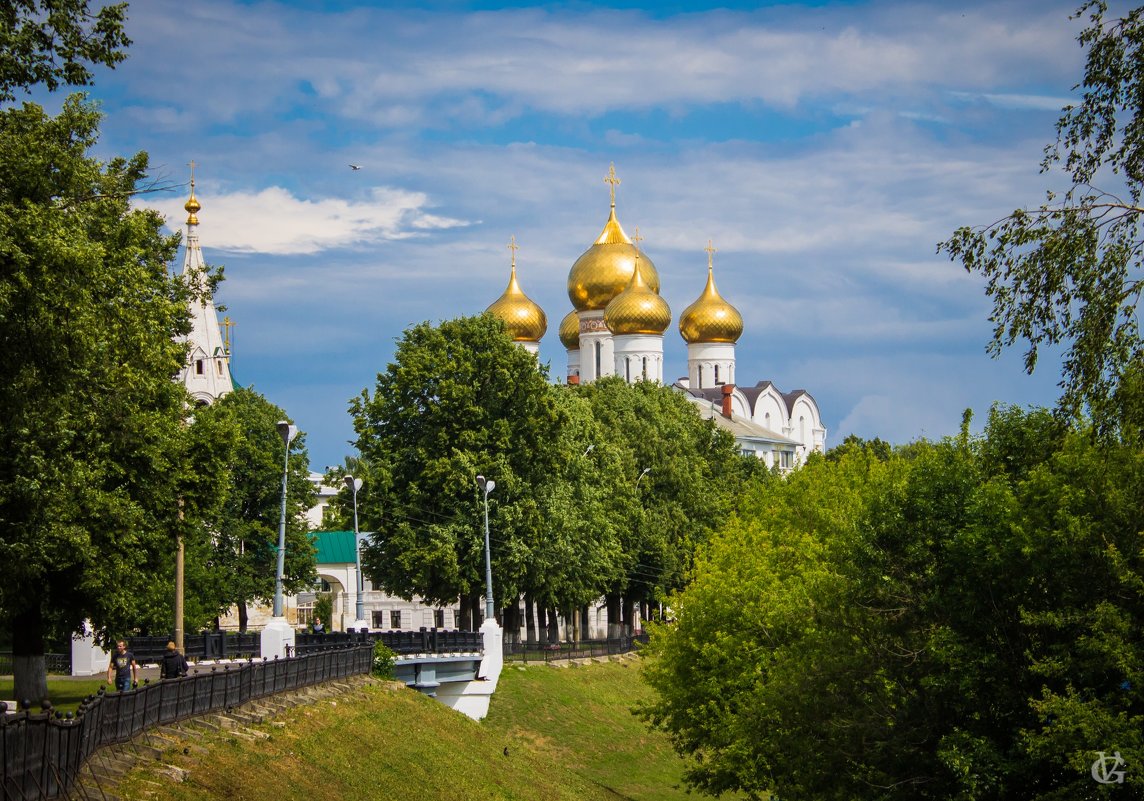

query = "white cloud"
149;186;471;255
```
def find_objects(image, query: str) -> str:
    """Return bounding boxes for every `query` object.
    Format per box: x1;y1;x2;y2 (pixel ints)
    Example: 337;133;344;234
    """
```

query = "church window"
216;359;224;375
195;359;204;375
390;610;402;629
642;357;648;381
714;365;720;384
595;341;602;378
625;358;631;383
800;415;806;443
697;365;703;388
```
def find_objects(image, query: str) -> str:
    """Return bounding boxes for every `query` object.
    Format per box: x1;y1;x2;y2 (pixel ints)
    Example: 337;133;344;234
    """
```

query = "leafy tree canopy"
0;96;201;702
640;405;1143;800
0;1;129;102
940;2;1144;434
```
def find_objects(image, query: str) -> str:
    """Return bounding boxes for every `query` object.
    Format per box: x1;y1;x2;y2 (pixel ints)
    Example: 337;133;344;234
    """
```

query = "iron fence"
126;631;261;664
0;643;372;801
293;628;483;657
0;656;69;678
502;633;648;664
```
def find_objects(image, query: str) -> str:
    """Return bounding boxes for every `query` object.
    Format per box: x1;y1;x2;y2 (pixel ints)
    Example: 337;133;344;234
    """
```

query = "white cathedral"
485;164;826;468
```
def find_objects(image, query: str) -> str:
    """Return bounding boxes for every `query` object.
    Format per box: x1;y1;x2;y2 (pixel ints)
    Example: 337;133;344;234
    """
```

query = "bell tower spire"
176;163;233;404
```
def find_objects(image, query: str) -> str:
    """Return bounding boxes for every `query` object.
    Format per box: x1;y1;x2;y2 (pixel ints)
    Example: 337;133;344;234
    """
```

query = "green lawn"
0;677;107;714
116;656;703;801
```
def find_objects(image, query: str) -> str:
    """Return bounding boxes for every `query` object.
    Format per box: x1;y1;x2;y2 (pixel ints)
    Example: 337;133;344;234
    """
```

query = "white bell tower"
176;163;233;405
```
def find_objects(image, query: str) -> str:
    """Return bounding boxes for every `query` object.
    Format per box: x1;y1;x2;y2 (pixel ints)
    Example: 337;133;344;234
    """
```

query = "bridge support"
434;619;503;721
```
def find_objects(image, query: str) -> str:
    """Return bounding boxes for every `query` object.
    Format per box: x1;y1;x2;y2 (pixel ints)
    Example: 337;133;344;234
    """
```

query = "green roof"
311;530;357;564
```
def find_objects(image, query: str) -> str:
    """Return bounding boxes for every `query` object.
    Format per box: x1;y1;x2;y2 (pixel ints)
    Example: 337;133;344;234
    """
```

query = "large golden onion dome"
679;242;743;343
558;309;580;350
486;237;547;342
604;258;671;335
567;165;660;311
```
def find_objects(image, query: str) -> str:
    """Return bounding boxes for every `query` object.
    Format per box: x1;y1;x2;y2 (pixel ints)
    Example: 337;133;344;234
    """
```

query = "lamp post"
475;475;496;622
344;474;366;628
272;420;298;618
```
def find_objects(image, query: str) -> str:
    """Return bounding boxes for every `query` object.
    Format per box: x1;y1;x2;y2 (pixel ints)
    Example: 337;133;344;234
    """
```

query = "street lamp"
272;420;299;618
344;474;365;627
637;467;651;486
475;474;496;621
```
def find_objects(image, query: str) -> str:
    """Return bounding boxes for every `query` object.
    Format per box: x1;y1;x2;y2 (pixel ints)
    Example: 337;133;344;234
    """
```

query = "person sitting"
312;615;325;634
160;641;189;679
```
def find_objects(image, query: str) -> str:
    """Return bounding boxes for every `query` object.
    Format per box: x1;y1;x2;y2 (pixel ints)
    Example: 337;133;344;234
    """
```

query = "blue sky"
50;0;1096;470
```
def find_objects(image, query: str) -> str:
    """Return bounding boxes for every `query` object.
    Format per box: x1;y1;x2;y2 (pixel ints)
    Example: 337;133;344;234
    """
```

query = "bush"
372;641;396;680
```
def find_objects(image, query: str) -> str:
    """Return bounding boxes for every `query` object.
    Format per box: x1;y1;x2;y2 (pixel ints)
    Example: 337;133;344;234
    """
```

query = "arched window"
714;364;720;384
195;359;204;375
625;358;631;383
595;341;602;378
697;365;703;388
642;357;648;381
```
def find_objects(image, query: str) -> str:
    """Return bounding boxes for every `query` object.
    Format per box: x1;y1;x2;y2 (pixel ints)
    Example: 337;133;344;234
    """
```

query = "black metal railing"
126;631;261;664
502;633;648;664
0;656;70;677
293;628;483;657
0;643;373;801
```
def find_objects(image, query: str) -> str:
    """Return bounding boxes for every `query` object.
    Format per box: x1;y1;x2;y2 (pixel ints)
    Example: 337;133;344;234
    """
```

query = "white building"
175;168;233;406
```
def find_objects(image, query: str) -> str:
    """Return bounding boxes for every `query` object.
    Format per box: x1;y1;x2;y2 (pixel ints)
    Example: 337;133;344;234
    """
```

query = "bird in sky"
349;164;362;171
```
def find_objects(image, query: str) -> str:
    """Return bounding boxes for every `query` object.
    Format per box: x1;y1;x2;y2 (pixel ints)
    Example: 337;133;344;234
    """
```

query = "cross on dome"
604;163;621;208
507;235;519;270
706;239;716;271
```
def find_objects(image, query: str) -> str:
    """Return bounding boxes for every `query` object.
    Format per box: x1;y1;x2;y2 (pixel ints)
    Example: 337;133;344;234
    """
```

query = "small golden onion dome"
604;261;671;335
486;262;547;343
185;185;201;226
559;310;580;350
679;260;743;344
567;206;661;311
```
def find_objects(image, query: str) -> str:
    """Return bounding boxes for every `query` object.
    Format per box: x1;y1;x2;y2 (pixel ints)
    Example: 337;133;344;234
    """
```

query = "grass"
0;677;107;713
117;656;700;801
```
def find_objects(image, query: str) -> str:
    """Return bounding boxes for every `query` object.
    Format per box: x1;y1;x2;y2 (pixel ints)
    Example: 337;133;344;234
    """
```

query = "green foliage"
313;592;333;628
0;1;130;102
350;314;563;609
371;640;396;679
190;387;317;628
640;406;1143;800
0;95;220;701
939;2;1144;433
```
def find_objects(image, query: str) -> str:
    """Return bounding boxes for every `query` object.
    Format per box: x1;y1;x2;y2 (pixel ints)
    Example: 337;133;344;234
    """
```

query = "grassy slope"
118;657;695;801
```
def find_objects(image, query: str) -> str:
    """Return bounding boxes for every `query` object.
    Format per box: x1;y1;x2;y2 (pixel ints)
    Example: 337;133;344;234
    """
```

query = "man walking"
107;640;138;692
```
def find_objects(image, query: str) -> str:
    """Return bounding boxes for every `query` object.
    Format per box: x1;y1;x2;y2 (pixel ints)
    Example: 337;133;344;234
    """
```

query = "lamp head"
276;420;298;446
476;475;495;495
344;475;363;493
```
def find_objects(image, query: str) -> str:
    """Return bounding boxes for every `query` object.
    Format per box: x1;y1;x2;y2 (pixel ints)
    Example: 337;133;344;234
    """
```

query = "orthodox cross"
507;235;518;270
706;239;716;271
223;317;235;361
604;162;620;207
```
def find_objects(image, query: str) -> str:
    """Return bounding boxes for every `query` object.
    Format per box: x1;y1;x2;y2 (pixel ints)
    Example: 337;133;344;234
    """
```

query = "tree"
349;314;563;627
940;2;1144;433
640;408;1143;799
0;96;200;704
0;1;130;102
193;386;317;631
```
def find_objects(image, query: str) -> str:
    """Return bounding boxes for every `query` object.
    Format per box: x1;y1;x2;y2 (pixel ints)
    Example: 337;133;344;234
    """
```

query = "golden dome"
185;180;201;226
559;310;580;350
567;165;660;311
604;258;671;336
486;237;547;343
679;241;743;343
